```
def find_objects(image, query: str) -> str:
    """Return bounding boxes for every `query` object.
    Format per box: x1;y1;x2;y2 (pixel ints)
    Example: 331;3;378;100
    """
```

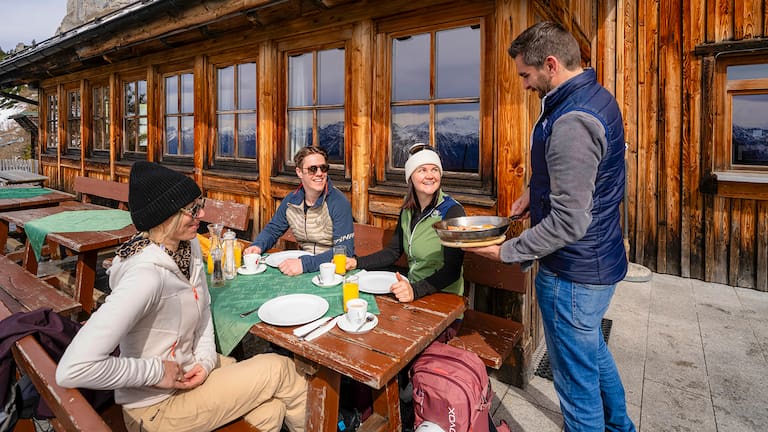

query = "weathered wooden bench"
448;251;527;387
0;254;81;318
72;176;130;210
0;298;260;432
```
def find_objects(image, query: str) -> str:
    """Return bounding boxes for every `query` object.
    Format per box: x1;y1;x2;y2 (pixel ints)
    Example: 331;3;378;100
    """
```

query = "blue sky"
0;0;66;53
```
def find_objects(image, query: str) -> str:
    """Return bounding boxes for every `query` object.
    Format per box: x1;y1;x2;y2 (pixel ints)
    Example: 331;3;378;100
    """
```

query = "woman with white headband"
346;144;465;302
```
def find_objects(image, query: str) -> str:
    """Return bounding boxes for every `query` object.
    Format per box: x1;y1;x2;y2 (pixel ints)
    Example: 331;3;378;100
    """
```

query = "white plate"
357;271;408;294
337;313;378;334
264;250;313;267
311;274;344;287
257;294;329;326
237;263;267;275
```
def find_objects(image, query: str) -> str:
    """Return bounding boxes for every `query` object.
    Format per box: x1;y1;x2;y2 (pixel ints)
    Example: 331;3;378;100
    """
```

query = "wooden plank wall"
622;0;768;291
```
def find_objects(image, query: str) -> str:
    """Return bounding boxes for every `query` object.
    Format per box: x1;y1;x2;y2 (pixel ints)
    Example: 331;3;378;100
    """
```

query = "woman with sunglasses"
345;144;465;302
57;162;307;432
244;146;354;275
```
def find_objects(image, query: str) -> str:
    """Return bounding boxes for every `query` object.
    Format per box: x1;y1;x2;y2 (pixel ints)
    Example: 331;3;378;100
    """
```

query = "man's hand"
390;272;414;303
510;189;531;219
176;364;208;390
279;257;303;276
462;244;502;262
243;245;262;255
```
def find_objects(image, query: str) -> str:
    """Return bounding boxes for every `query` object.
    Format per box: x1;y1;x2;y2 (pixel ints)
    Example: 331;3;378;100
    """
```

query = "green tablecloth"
24;209;133;260
209;266;380;355
0;187;52;199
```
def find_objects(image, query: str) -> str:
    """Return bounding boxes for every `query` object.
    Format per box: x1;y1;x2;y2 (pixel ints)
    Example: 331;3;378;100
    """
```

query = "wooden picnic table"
0;187;75;211
0;169;50;185
0;203;135;313
250;292;466;431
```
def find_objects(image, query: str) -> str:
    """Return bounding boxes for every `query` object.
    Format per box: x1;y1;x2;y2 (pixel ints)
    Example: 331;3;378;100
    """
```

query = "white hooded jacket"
56;237;217;409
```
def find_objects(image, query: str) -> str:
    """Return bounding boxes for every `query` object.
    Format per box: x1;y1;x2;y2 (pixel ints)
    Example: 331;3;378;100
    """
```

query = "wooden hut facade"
0;0;767;381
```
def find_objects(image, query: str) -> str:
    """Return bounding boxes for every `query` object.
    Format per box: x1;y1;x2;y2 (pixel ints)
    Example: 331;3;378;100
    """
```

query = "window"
46;93;58;151
123;79;148;155
92;84;110;155
215;63;257;166
388;24;481;178
722;62;768;169
164;73;194;158
286;47;345;167
67;90;81;153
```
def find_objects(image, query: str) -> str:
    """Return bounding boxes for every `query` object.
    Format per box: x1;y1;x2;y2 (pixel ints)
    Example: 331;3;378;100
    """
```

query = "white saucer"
237;264;267;275
337;313;378;334
311;274;343;287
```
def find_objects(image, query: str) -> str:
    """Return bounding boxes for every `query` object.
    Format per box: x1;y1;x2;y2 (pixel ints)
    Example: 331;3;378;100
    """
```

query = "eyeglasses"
179;197;206;218
302;164;330;174
408;143;435;155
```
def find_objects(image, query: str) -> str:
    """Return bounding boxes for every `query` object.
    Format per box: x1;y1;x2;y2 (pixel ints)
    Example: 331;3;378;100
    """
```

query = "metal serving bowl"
432;215;512;243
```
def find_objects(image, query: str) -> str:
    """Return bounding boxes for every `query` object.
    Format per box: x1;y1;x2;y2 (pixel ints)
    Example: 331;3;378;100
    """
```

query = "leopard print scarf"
116;233;192;279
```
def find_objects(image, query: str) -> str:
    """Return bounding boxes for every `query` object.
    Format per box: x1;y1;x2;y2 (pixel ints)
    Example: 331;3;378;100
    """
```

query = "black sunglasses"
302;164;330;174
408;143;435;155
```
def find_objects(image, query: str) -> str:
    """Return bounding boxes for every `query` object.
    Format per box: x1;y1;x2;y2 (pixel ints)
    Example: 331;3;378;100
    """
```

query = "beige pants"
123;354;307;432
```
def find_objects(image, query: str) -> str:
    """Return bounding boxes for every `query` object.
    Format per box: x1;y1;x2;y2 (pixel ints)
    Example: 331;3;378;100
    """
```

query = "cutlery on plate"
352;314;375;332
302;316;342;341
293;314;341;338
239;306;260;318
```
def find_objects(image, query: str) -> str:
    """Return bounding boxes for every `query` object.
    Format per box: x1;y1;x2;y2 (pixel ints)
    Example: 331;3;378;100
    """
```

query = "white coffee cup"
345;298;368;326
319;262;336;284
243;253;261;271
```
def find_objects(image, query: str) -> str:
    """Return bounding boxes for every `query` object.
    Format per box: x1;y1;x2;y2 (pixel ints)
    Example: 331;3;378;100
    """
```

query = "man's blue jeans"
536;266;636;432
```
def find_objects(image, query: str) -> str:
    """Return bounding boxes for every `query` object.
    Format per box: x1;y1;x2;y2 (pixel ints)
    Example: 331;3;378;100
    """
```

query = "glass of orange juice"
342;274;359;312
333;245;347;274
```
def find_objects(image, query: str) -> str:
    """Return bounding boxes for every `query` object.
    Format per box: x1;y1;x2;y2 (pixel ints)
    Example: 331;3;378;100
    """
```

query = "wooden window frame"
63;85;82;159
210;59;259;172
699;47;768;200
276;30;352;182
90;80;110;160
120;74;149;161
43;89;58;155
162;70;195;164
373;15;494;197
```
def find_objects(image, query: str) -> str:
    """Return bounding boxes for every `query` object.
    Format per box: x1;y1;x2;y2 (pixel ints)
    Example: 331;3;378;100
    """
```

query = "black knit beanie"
129;161;202;231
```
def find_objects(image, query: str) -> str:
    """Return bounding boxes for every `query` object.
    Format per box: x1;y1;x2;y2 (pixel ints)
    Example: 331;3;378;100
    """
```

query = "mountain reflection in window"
287;48;345;164
731;93;768;166
390;25;480;173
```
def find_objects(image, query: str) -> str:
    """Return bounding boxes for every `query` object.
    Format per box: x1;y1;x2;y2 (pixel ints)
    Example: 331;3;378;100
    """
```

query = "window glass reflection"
218;66;234;111
289;53;312;107
437;26;480;98
238;113;257;158
391;105;429;167
727;63;768;81
393;33;429;101
319;49;344;105
165;76;178;114
181;116;194;155
181;73;194;113
436;103;479;172
166;122;178;155
731;93;768;166
288;110;313;157
238;63;257;110
218;114;234;157
319;109;344;162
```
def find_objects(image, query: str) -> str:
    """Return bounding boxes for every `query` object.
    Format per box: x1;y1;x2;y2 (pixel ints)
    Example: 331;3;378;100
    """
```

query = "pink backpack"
410;342;492;432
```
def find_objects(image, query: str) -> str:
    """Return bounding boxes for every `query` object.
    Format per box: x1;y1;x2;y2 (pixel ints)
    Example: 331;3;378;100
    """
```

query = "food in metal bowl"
432;216;512;243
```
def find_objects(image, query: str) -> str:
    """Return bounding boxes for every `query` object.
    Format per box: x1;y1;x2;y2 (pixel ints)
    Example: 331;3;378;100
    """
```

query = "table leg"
22;242;38;275
306;367;341;432
0;220;8;256
365;377;401;432
75;251;97;313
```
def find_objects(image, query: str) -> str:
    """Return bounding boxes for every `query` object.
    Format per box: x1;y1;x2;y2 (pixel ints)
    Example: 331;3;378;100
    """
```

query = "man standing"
466;22;635;431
